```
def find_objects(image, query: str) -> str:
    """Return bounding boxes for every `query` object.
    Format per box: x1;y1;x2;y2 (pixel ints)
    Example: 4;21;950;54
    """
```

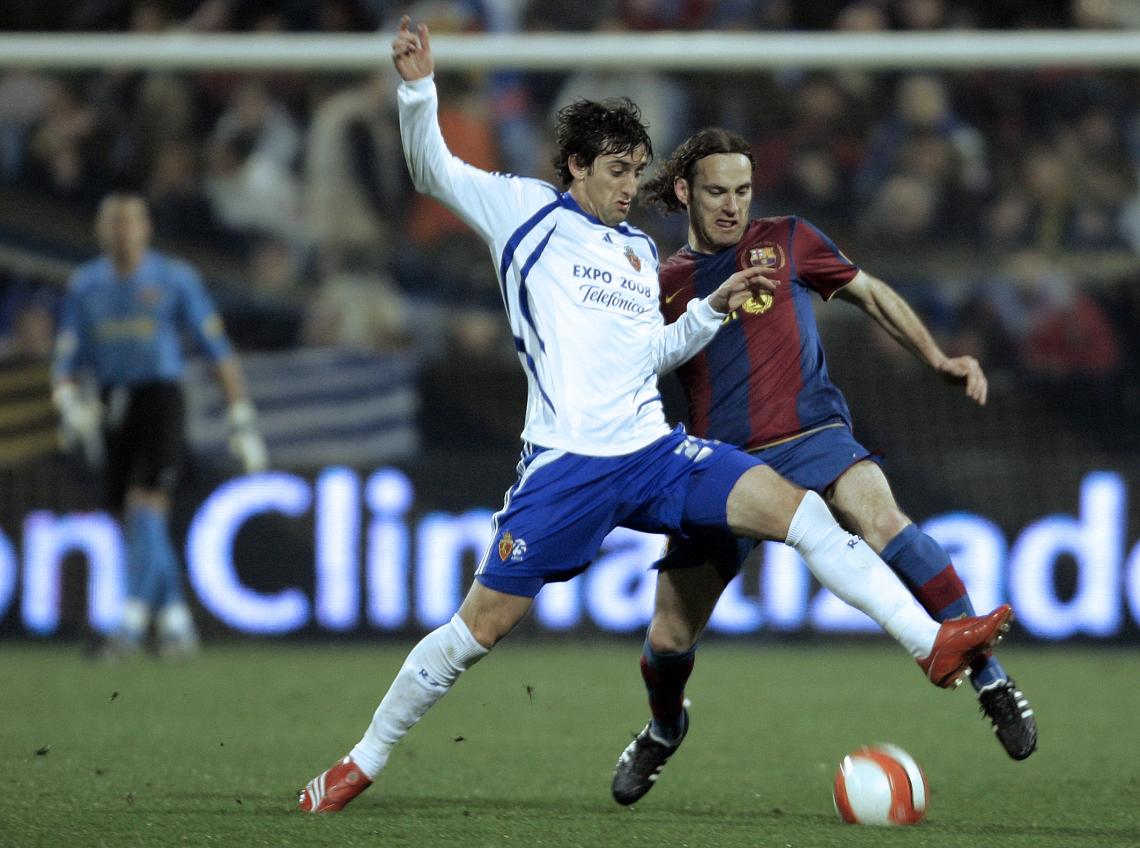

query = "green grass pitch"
1;640;1137;847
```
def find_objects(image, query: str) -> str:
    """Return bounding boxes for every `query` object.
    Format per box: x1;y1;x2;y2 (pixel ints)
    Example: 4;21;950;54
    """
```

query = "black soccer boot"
978;678;1037;760
611;709;689;805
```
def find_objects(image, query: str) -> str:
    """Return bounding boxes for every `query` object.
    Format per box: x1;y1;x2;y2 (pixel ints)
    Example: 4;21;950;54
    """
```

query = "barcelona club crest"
747;243;785;270
623;245;642;272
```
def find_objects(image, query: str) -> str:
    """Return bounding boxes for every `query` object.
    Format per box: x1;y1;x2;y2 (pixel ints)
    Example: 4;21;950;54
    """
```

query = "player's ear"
567;154;592;181
674;176;691;207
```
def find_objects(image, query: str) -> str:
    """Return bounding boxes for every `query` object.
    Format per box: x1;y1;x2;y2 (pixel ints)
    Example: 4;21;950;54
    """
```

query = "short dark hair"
551;98;653;187
643;127;754;214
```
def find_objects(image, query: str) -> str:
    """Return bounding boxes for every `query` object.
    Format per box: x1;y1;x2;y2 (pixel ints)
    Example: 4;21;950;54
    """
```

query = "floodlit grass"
1;640;1137;847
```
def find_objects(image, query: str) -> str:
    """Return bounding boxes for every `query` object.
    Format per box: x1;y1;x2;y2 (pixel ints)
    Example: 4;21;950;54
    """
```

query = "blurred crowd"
0;0;1138;444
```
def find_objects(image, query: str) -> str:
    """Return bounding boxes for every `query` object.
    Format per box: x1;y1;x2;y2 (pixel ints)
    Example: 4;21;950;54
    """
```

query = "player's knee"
647;615;698;654
726;466;805;541
871;511;912;551
460;618;504;651
456;585;534;649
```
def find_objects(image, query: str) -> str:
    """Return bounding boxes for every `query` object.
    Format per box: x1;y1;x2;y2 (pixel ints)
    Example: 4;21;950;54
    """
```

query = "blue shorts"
475;427;762;597
657;424;881;581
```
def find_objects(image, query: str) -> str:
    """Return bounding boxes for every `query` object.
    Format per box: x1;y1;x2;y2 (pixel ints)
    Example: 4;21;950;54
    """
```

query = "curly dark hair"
642;127;755;214
551;98;653;187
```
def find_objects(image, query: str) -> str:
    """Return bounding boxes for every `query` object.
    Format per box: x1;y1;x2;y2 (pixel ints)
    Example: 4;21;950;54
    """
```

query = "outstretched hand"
708;267;780;314
936;354;988;406
392;15;433;82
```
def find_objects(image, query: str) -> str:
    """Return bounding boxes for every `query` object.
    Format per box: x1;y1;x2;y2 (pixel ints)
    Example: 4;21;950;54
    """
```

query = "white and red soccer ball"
832;743;928;826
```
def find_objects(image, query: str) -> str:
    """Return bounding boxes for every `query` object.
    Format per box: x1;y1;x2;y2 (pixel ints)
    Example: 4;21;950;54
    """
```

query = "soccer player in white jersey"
298;17;1014;813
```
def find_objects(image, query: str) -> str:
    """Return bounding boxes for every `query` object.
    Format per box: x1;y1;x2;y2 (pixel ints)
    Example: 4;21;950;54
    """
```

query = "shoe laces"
978;680;1021;728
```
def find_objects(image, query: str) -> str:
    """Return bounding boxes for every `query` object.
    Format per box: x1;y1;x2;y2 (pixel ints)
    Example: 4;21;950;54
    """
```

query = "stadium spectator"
304;72;410;273
296;17;1014;815
890;0;950;30
204;122;304;246
210;78;300;173
856;74;991;242
26;79;113;200
301;267;413;353
610;127;1037;808
127;75;198;184
860;172;943;243
981;249;1121;379
51;192;268;660
984;135;1134;253
835;0;889;31
0;71;56;183
1061;104;1137;248
0;278;58;361
1070;0;1140;29
751;74;869;233
144;139;217;239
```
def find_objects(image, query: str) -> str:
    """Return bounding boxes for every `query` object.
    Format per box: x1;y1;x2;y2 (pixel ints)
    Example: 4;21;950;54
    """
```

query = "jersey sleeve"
650;296;725;375
175;263;233;362
51;272;90;383
397;76;556;244
791;217;859;300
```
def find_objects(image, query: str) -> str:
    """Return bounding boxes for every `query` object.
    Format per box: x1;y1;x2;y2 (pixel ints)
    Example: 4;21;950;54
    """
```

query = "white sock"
350;613;489;779
156;602;197;641
786;491;939;659
119;598;150;640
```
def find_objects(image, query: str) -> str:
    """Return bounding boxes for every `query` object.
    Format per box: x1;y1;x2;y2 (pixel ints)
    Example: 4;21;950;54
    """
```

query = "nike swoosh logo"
663;288;685;304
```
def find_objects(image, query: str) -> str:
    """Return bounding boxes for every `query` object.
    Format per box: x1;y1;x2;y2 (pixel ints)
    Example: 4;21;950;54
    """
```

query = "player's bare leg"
299;583;531;812
613;563;725;805
649;561;726;654
828;461;1036;759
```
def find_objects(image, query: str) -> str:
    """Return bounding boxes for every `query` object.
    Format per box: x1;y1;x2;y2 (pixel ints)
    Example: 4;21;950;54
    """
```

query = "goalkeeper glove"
52;382;101;450
226;399;269;473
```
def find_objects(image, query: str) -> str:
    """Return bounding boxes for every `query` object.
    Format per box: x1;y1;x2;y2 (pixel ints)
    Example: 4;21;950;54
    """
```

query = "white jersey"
399;76;726;457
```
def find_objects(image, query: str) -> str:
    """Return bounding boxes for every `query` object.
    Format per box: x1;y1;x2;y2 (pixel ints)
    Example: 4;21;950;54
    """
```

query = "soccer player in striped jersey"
611;127;1036;805
53;193;268;660
298;19;1014;814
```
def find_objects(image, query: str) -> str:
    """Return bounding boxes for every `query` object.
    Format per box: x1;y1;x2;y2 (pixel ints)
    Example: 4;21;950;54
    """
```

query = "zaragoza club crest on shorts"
498;531;527;562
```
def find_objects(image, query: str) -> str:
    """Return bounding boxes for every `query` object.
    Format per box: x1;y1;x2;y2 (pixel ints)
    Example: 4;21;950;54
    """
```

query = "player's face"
97;197;152;263
569;146;649;227
680;153;753;253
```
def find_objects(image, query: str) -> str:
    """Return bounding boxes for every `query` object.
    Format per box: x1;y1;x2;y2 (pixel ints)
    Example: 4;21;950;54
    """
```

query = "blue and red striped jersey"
660;216;859;450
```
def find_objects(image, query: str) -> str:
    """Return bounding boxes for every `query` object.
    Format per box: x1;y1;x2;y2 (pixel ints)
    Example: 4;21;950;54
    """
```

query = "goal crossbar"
0;31;1138;71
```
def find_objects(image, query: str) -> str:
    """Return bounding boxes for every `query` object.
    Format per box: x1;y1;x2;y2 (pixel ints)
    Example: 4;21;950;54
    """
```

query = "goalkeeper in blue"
53;192;267;660
297;17;1014;813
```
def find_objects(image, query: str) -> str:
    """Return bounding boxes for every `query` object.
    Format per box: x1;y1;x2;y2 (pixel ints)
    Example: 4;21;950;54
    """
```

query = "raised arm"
836;269;987;405
392;17;549;244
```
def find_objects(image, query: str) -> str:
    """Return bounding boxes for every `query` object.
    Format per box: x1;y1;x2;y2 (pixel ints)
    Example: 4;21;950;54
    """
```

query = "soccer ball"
832;743;928;826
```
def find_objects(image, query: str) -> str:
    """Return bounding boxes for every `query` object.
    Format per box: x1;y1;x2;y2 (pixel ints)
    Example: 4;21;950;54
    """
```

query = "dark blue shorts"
475;427;763;597
656;424;881;581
